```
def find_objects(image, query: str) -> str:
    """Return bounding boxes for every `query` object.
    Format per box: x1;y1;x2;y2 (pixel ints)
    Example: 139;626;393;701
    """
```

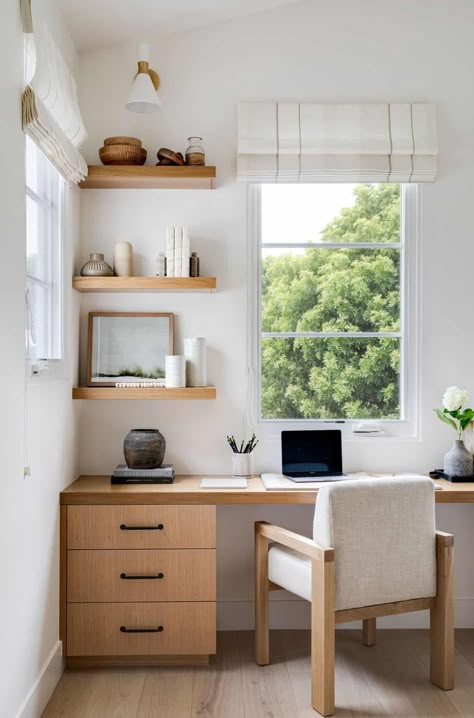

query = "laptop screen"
281;430;343;476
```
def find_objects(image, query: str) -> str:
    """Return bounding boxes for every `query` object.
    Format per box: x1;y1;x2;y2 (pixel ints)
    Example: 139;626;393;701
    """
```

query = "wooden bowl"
104;136;142;148
156;148;185;166
99;145;147;165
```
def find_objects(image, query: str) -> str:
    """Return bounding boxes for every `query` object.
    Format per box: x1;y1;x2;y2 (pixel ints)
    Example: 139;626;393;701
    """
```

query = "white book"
166;226;175;277
174;226;183;277
182;227;190;277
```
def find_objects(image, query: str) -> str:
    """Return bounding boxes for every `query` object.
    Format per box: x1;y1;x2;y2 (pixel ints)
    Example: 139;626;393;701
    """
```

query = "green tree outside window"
261;184;401;420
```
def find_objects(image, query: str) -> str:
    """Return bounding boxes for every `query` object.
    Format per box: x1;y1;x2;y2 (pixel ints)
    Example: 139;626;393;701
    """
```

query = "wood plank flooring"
42;629;474;718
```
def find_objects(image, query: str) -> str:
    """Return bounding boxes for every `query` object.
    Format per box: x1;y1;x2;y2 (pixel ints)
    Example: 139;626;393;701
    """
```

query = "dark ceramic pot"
123;429;166;469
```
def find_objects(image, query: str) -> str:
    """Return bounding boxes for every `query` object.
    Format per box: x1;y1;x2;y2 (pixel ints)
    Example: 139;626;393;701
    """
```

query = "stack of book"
166;226;190;277
111;464;175;484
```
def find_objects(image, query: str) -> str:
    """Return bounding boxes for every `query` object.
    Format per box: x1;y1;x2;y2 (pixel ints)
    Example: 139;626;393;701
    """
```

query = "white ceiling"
58;0;301;53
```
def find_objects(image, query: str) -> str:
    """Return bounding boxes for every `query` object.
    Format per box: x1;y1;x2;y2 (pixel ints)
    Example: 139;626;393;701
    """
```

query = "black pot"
123;429;166;469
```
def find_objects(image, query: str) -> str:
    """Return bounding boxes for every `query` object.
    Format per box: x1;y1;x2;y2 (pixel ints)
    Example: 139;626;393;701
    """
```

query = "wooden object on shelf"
79;165;216;190
62;502;216;665
156;148;185;165
60;475;474;507
72;386;216;400
72;276;217;292
99;145;147;166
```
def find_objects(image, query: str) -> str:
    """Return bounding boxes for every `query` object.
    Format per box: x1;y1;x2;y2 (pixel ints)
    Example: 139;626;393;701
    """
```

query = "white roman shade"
21;0;88;184
237;102;438;183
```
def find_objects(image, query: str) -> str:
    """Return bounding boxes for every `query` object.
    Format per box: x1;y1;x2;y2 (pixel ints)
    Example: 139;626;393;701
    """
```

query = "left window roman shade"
21;0;88;184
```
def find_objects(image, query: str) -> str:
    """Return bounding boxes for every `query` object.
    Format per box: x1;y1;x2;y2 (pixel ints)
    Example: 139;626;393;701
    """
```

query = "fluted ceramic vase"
443;439;473;479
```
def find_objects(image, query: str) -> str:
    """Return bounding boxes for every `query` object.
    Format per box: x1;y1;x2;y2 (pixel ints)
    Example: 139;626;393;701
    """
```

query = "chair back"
313;477;437;611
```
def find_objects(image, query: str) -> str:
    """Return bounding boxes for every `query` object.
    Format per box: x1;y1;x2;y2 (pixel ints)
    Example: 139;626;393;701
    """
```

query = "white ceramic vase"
184;337;207;386
113;241;133;276
165;355;186;388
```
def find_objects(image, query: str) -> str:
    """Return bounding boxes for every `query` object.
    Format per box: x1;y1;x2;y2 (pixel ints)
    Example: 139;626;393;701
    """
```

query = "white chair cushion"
268;545;312;602
267;477;437;613
314;477;437;611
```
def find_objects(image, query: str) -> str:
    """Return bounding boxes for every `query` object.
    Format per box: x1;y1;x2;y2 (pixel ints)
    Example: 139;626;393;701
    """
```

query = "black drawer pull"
120;625;163;633
120;523;164;531
120;572;164;580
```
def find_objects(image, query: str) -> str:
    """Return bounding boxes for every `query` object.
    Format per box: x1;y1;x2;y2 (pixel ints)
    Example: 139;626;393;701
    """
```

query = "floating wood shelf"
72;387;216;400
72;276;217;293
79;165;216;190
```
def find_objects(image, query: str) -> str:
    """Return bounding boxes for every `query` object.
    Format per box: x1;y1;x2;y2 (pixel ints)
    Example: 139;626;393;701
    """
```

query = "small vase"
184;337;207;387
114;241;133;276
185;137;205;166
443;439;473;479
123;429;166;469
232;452;253;478
80;253;113;277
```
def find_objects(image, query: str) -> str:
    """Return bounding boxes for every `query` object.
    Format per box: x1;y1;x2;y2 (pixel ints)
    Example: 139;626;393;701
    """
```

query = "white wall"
0;1;81;716
77;0;474;629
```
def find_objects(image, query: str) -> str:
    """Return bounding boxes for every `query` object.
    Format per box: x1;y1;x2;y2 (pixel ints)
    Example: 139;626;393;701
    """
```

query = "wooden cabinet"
61;502;216;667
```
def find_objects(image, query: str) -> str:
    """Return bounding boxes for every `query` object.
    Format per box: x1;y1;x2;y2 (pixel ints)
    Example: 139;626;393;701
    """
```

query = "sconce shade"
126;72;161;113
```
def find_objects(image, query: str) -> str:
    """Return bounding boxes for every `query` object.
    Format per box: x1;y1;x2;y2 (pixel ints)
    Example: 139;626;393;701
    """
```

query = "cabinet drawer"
67;602;216;656
67;549;216;602
67;505;216;549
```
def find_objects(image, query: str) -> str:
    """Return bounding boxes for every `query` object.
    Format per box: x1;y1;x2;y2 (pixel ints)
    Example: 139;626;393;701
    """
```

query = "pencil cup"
165;355;186;388
232;452;253;478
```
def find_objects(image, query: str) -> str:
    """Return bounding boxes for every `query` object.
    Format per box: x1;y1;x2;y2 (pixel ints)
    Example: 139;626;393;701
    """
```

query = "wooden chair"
254;476;454;716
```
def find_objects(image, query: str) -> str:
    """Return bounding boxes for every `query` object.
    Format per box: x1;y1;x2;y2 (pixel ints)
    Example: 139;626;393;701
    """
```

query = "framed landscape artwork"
87;312;174;387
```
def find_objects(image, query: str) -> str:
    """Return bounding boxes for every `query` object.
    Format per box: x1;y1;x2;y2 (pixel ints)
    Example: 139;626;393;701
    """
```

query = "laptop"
281;430;346;483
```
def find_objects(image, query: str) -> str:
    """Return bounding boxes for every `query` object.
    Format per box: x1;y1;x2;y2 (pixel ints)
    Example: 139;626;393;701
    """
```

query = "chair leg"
255;527;270;665
430;533;454;690
362;618;376;646
311;557;336;716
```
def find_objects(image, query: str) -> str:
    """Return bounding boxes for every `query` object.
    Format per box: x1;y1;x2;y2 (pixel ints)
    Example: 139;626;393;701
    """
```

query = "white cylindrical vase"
114;241;133;276
165;355;186;388
184;337;207;387
232;453;253;478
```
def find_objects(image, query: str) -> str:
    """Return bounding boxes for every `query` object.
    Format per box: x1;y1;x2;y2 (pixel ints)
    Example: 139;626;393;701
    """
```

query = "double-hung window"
253;182;419;434
25;136;64;366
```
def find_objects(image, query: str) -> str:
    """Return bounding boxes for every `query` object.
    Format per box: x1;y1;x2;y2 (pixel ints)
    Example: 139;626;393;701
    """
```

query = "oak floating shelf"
72;387;217;400
72;276;217;293
79;165;216;190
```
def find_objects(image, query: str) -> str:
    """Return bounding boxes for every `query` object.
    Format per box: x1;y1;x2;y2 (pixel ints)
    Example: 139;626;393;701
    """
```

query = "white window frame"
25;138;66;378
247;183;421;440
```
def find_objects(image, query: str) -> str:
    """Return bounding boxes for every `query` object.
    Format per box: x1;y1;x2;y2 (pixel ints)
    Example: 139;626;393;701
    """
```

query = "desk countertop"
60;475;474;505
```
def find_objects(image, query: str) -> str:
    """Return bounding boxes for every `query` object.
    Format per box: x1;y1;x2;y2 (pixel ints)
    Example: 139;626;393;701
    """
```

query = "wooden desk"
61;474;474;506
59;475;474;668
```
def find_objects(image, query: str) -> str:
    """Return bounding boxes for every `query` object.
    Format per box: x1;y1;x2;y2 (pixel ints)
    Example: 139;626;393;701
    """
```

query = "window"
253;183;419;430
25;136;63;364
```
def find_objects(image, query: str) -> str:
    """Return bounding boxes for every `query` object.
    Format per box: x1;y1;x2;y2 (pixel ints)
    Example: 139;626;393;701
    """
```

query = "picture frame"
87;312;174;387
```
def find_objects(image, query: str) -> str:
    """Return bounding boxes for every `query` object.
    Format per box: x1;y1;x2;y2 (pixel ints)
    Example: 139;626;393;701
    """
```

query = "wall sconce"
125;43;161;114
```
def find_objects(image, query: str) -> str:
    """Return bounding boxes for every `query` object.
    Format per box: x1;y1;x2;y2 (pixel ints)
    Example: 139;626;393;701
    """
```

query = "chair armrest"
255;521;334;562
436;530;454;546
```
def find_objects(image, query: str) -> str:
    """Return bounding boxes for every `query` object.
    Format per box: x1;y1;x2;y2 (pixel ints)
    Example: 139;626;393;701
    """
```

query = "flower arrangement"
435;386;474;440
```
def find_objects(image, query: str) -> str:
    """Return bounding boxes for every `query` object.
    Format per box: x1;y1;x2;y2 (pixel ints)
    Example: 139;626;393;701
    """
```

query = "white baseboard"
217;598;474;631
14;641;64;718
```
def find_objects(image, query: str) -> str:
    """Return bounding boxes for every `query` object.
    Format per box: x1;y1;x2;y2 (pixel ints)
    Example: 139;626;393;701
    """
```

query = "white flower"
442;386;469;412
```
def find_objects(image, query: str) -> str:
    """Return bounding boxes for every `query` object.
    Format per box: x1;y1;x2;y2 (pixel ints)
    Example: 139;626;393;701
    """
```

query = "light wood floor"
42;629;474;718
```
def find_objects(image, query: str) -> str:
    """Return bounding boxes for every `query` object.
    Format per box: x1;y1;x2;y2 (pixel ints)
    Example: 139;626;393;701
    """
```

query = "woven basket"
104;136;142;148
99;145;147;165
